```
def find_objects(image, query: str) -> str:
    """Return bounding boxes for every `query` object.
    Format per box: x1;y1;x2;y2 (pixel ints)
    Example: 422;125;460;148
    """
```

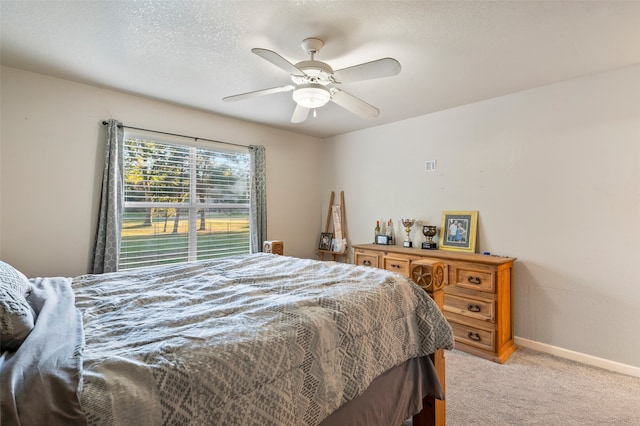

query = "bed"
1;253;453;426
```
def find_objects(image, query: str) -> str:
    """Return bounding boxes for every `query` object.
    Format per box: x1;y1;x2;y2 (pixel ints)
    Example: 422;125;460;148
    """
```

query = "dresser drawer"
445;294;495;323
454;266;494;293
383;256;410;277
449;321;495;352
355;252;379;268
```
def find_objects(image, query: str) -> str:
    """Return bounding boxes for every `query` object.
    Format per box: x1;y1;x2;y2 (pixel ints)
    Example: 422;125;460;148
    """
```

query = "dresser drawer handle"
467;276;482;285
390;263;401;269
467;332;481;341
363;260;371;266
467;304;481;312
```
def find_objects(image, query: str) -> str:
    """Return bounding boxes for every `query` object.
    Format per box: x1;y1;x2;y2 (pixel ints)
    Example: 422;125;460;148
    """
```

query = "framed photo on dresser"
439;210;478;253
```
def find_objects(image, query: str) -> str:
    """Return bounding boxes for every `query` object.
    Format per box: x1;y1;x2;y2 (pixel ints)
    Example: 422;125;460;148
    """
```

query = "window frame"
119;130;251;269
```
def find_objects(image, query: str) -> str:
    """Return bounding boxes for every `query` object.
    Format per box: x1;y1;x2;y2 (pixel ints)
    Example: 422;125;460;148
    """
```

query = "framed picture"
439;211;478;253
318;232;333;251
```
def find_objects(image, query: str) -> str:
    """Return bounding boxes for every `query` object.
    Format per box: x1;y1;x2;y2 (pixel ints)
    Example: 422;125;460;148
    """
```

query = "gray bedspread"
6;253;453;426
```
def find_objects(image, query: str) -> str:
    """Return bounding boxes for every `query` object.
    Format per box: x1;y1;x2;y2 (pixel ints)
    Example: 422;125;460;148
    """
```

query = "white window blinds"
119;136;250;269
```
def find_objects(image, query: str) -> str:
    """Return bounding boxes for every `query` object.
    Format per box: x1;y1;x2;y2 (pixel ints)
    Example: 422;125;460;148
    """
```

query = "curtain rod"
101;121;248;148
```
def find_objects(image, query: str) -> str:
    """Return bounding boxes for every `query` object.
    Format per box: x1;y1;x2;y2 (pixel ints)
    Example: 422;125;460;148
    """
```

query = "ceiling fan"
222;38;401;123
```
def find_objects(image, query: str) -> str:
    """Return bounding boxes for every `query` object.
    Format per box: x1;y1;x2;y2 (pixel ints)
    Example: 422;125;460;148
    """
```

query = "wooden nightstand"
353;243;517;363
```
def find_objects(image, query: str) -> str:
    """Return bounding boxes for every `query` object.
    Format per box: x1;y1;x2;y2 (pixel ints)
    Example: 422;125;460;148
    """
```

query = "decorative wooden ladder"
317;191;347;262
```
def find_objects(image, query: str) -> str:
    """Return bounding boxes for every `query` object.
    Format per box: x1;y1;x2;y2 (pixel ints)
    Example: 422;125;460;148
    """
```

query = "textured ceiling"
2;1;640;138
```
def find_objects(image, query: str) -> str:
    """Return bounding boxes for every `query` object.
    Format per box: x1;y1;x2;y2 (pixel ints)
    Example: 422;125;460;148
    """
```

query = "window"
119;134;250;269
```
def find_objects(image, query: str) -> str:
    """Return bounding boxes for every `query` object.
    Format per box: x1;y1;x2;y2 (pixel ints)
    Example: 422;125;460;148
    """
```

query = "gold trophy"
422;225;437;249
400;218;415;248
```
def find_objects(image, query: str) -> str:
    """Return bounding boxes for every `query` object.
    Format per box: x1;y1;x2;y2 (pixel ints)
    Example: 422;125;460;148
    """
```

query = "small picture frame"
375;234;389;245
318;232;333;251
439;211;478;253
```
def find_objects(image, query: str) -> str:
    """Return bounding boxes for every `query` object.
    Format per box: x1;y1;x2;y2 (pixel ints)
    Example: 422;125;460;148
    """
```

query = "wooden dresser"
353;243;517;363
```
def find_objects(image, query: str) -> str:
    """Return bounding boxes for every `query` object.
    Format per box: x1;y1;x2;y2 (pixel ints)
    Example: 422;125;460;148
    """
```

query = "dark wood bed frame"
411;259;447;426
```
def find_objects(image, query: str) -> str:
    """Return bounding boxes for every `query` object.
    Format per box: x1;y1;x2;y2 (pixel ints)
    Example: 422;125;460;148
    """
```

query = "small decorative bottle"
386;219;394;245
374;220;381;242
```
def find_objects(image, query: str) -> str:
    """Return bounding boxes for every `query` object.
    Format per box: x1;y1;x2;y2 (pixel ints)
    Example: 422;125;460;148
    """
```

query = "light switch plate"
425;160;437;172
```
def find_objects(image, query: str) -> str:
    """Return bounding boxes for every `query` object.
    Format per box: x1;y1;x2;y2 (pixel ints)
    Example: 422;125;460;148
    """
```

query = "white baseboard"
515;337;640;379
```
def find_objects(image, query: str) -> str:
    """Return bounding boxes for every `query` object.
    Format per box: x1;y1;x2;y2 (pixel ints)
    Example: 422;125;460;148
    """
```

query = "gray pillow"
0;260;35;351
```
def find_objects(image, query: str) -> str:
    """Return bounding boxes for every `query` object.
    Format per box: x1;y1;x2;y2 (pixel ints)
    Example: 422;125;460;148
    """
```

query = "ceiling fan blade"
332;58;401;83
222;85;294;102
330;89;380;119
252;48;306;76
291;104;310;123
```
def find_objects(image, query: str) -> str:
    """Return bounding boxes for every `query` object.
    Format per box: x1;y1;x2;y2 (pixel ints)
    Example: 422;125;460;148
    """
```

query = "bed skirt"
318;356;442;426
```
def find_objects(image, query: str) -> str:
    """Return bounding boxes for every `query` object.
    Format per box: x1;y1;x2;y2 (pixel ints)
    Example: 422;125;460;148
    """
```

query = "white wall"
0;66;324;277
2;64;639;369
323;65;640;368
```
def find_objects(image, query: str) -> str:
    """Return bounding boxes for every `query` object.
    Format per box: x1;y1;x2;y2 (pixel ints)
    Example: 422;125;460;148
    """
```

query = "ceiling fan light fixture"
292;84;331;109
225;38;400;123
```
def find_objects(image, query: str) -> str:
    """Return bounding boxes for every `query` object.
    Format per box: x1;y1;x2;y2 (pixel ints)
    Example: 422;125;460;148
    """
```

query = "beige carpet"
444;347;640;425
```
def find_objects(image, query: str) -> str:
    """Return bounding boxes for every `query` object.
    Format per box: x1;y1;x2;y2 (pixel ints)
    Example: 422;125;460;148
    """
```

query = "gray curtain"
249;145;267;253
90;119;124;273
